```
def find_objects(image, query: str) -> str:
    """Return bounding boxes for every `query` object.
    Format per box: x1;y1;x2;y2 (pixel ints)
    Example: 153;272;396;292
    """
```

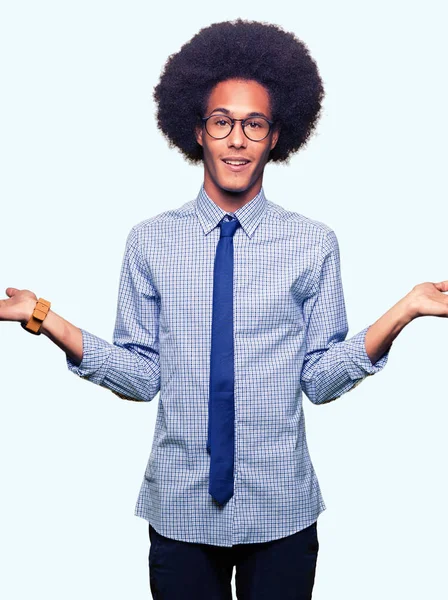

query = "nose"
227;120;247;148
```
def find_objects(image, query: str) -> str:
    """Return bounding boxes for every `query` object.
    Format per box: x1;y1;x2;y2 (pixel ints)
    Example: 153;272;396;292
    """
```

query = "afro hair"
153;19;325;164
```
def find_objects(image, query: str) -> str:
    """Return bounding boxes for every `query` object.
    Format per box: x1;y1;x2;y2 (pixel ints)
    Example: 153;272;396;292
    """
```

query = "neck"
203;176;262;212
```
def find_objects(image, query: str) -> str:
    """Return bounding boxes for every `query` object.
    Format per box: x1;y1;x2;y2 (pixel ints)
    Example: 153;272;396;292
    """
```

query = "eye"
210;115;231;127
245;118;268;130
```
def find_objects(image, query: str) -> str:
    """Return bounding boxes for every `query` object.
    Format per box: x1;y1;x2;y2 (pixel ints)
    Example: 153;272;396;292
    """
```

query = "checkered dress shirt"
67;184;390;547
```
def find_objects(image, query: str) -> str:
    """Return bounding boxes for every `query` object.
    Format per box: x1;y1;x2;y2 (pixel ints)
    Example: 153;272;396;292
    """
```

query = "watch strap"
24;298;51;335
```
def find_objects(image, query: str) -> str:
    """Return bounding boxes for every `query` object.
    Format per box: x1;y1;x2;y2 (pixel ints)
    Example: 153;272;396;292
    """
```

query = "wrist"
21;297;39;325
40;308;54;336
22;297;51;335
398;293;421;322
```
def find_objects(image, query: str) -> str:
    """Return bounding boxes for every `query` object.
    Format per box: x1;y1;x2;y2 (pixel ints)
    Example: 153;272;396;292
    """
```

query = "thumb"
5;288;18;297
433;280;448;293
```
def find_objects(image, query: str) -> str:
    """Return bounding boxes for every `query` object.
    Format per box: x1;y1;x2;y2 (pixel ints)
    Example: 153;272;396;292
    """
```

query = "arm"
41;309;83;365
365;280;448;364
300;229;392;405
364;298;413;365
65;225;161;401
0;226;161;402
0;290;83;365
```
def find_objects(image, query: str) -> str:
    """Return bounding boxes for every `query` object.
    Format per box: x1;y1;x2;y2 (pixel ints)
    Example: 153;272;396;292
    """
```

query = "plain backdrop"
1;1;447;599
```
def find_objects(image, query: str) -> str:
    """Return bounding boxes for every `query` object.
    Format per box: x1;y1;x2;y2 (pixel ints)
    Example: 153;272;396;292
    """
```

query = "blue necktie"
207;214;240;506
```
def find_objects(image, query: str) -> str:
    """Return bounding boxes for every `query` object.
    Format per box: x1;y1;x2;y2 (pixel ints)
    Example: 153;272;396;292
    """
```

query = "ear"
270;126;280;151
195;124;203;147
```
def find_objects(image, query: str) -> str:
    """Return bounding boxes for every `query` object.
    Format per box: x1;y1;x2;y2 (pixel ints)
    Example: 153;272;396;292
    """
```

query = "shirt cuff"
66;328;113;383
345;325;391;379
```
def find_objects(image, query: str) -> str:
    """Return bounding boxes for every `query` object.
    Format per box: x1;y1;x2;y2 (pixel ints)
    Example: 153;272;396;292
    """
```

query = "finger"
433;281;448;293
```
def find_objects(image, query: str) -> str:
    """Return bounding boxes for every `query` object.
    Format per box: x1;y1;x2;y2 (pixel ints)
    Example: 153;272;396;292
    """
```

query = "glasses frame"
201;113;275;142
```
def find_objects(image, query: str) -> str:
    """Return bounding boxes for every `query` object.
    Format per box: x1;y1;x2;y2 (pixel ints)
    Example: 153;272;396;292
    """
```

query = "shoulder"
265;199;339;250
124;200;196;249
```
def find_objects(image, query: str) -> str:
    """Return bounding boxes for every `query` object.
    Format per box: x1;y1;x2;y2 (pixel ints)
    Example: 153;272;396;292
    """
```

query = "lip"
221;159;251;172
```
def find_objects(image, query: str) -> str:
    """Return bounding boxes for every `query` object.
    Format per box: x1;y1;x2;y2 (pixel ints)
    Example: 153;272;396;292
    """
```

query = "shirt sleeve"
66;226;161;402
300;229;390;405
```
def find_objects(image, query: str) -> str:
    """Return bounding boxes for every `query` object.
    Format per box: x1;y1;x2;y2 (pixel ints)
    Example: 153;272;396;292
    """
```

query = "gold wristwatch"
23;298;51;335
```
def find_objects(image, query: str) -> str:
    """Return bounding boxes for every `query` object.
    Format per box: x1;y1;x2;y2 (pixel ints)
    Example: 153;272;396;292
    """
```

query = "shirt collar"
194;183;268;238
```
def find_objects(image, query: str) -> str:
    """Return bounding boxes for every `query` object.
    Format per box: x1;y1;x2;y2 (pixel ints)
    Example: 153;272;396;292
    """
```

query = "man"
1;19;447;600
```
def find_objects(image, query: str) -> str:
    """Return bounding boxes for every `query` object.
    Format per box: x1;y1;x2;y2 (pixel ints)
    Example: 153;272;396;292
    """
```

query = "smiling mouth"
222;159;250;165
221;159;251;171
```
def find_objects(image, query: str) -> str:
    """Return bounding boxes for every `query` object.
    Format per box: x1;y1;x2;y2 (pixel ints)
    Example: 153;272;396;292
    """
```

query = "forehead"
206;79;272;116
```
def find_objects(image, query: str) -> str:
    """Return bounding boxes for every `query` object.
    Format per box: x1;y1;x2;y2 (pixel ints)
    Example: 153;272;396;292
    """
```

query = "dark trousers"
148;521;319;599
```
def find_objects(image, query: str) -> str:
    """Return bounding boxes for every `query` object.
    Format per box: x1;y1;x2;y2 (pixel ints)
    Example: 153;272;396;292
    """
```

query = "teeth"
224;160;248;165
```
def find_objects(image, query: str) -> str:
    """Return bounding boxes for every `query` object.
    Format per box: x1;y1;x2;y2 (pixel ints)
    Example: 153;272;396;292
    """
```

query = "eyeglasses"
201;114;274;142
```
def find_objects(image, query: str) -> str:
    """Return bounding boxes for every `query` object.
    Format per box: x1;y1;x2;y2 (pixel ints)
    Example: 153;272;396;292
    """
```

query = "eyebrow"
209;107;270;119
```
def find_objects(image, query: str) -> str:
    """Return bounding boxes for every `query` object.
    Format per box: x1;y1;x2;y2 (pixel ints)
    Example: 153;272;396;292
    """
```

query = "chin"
219;178;252;194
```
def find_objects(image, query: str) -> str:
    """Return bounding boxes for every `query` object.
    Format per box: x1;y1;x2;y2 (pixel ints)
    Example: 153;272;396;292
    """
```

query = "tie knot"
219;215;240;238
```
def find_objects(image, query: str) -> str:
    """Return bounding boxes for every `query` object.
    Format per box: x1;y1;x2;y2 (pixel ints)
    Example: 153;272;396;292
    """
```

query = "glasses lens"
243;117;271;141
205;115;232;139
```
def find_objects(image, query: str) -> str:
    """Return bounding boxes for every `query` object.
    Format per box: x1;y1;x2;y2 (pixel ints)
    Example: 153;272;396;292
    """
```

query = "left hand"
404;281;448;319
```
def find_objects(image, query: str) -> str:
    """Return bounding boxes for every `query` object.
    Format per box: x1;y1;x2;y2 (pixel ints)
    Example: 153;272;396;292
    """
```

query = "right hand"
0;288;37;324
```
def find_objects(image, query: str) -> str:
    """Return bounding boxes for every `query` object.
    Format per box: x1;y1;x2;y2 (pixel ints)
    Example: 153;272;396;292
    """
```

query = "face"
195;78;280;210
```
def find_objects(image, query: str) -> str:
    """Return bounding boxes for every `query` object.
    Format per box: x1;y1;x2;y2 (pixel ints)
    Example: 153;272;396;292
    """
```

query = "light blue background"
1;1;447;598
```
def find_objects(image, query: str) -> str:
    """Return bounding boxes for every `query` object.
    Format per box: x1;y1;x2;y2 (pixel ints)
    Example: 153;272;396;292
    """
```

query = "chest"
148;224;319;337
